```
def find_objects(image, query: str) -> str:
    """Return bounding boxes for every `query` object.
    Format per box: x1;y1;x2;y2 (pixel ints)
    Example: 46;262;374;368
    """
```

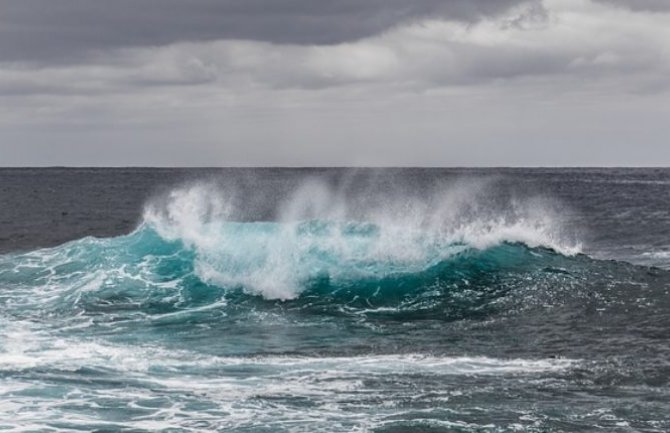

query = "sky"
0;0;669;166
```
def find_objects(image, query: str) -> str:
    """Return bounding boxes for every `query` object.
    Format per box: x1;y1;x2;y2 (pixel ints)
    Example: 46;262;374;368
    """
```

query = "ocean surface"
0;168;669;433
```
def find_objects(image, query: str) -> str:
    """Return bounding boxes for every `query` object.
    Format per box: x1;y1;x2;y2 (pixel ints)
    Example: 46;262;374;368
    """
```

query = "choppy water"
0;168;669;432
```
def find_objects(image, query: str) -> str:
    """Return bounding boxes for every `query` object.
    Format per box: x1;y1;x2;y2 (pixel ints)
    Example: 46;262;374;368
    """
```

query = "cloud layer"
0;0;525;63
0;0;669;165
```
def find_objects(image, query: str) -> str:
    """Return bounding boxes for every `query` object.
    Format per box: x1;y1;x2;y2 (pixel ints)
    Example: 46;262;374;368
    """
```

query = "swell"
0;222;588;317
0;179;626;324
2;218;670;360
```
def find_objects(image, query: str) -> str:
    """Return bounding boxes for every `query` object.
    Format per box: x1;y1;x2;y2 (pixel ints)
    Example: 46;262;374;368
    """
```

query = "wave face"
1;175;669;432
1;179;583;312
142;180;581;300
0;222;579;321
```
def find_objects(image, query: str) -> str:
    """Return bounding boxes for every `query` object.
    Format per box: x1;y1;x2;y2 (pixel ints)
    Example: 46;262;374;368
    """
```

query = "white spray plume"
143;175;581;300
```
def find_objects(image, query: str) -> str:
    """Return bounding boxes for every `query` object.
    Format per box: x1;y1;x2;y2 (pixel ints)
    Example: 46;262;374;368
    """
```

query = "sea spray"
141;178;580;299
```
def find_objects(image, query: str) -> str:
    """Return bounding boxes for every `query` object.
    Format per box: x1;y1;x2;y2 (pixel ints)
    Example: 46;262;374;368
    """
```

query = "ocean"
0;168;668;432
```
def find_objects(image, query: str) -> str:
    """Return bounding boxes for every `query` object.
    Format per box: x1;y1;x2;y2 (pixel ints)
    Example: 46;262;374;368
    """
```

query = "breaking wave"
140;180;581;300
0;179;586;315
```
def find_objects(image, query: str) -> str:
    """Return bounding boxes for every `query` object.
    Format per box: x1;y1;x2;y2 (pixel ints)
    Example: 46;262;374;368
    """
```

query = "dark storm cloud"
0;0;529;63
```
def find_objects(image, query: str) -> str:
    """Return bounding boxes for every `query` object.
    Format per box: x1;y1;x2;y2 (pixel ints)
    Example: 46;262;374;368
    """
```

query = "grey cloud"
3;0;668;99
1;0;669;167
597;0;670;11
0;0;529;64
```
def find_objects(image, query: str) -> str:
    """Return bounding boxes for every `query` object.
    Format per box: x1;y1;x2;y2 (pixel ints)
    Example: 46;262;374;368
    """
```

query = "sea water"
0;168;668;432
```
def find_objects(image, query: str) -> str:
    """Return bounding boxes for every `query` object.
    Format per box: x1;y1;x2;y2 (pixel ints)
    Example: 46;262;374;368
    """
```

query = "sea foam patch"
0;322;576;376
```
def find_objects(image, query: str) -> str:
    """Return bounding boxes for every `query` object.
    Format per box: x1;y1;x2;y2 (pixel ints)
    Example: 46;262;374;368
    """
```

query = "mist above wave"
143;176;581;299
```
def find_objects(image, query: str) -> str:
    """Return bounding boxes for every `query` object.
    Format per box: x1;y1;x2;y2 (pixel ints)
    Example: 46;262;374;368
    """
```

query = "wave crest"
143;179;581;299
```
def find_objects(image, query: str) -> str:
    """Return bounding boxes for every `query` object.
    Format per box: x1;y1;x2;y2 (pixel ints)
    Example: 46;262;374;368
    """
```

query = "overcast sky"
1;0;669;166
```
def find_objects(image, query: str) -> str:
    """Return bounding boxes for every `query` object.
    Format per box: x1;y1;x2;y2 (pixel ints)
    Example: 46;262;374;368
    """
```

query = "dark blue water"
0;168;669;432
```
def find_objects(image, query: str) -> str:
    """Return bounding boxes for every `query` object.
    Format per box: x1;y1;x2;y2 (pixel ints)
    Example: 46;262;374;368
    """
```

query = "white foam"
641;250;670;260
0;321;578;432
143;178;582;300
0;320;575;375
0;349;576;432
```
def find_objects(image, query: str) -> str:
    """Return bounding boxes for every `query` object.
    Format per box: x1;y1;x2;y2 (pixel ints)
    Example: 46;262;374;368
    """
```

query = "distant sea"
1;168;669;432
